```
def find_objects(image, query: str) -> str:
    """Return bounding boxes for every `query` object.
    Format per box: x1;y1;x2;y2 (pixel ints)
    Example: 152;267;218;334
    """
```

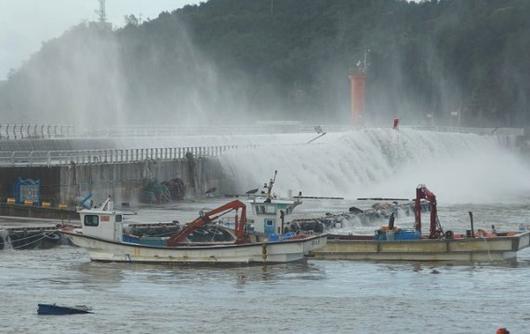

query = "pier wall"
59;157;224;205
0;157;224;206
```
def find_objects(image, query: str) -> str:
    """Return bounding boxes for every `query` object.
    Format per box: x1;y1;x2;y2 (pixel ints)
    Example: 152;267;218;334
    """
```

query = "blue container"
13;178;40;204
394;230;421;240
374;229;420;241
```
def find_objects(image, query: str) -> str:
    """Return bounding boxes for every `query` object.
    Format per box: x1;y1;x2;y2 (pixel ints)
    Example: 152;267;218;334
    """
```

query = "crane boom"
414;184;443;239
166;200;248;246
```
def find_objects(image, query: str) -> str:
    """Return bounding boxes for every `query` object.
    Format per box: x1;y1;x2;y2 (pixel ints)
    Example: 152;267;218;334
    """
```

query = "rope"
209;221;226;242
2;231;57;242
9;234;47;249
4;232;58;250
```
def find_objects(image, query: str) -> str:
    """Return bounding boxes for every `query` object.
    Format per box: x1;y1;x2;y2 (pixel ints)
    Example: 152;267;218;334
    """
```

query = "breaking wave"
218;128;530;204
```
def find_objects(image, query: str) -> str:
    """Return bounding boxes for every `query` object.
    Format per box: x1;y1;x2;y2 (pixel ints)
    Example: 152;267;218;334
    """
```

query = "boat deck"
311;231;530;262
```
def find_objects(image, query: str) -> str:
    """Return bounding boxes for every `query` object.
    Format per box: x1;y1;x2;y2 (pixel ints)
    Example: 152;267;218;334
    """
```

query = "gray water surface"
1;202;530;333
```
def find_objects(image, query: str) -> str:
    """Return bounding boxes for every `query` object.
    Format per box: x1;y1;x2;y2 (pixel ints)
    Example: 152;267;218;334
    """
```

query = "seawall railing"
0;123;525;140
0;124;75;140
0;145;248;167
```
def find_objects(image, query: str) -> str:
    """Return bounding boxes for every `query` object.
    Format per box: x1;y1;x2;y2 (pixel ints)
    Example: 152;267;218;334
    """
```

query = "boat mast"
265;170;277;203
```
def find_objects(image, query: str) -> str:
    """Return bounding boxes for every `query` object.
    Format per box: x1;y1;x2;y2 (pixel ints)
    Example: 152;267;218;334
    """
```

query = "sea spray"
0;230;13;250
218;128;530;204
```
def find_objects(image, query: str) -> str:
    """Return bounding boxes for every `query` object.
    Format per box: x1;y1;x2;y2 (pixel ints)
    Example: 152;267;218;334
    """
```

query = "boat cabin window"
265;205;276;214
84;215;99;227
256;205;277;215
115;215;122;222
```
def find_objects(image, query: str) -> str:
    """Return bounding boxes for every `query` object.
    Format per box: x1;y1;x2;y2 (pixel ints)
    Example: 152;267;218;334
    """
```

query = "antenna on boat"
265;170;277;203
100;195;113;211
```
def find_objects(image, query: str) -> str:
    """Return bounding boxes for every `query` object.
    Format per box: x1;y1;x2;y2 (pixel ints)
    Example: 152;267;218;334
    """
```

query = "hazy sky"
0;0;201;79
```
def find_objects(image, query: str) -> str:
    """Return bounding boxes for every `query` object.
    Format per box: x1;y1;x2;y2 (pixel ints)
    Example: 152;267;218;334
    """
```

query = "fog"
0;19;293;127
0;0;200;80
0;1;528;129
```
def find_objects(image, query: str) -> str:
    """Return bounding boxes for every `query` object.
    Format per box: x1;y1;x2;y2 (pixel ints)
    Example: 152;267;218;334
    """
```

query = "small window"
84;215;99;227
265;205;276;214
115;215;122;222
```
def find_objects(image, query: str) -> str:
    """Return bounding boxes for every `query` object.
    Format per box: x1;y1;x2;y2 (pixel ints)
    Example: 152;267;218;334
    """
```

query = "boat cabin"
243;171;303;239
78;197;124;242
248;197;301;238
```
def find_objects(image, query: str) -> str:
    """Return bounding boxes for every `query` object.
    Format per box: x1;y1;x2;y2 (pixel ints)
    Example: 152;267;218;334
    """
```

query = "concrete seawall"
60;157;225;205
0;156;225;207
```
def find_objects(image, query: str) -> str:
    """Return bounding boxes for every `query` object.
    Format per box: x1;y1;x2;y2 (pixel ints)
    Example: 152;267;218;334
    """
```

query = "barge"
311;185;530;262
312;231;530;261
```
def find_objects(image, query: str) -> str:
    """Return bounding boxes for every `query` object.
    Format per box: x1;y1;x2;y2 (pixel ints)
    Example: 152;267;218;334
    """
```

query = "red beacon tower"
348;54;368;126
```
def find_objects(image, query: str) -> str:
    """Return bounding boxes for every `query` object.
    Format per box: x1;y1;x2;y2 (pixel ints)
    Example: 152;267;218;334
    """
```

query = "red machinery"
166;200;248;246
414;184;443;239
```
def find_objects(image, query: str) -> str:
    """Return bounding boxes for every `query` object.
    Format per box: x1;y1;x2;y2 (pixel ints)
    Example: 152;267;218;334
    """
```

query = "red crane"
166;200;248;247
414;184;443;239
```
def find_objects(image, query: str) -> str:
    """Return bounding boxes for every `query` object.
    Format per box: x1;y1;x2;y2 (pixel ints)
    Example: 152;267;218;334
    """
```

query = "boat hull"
63;231;326;264
37;304;91;315
310;232;530;262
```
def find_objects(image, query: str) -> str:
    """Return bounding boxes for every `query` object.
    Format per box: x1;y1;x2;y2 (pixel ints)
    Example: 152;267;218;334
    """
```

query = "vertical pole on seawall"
468;211;475;238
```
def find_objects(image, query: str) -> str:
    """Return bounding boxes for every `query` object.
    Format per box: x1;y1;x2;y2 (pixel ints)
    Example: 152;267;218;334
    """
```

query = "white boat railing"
0;145;251;167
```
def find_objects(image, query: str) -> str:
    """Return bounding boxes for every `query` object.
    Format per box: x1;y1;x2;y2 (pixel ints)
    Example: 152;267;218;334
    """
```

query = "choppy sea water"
1;200;530;334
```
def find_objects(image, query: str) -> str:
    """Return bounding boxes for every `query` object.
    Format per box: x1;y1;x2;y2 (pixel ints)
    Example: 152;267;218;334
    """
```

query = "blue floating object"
37;304;92;315
281;232;296;240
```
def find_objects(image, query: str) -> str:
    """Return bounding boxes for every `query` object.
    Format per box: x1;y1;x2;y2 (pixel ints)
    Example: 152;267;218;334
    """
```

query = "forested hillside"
1;0;529;127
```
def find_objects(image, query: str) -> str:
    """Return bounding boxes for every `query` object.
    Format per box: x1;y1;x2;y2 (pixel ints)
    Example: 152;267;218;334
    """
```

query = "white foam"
218;128;530;204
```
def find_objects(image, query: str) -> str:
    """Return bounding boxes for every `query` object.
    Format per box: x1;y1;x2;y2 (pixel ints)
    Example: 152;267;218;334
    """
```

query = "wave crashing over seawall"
218;128;530;204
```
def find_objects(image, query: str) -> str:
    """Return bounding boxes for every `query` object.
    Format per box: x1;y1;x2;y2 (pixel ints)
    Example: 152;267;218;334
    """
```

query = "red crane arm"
166;200;248;246
414;184;443;239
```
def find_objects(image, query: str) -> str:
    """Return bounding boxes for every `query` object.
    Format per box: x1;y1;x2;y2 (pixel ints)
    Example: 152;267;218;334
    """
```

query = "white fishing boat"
61;196;326;264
